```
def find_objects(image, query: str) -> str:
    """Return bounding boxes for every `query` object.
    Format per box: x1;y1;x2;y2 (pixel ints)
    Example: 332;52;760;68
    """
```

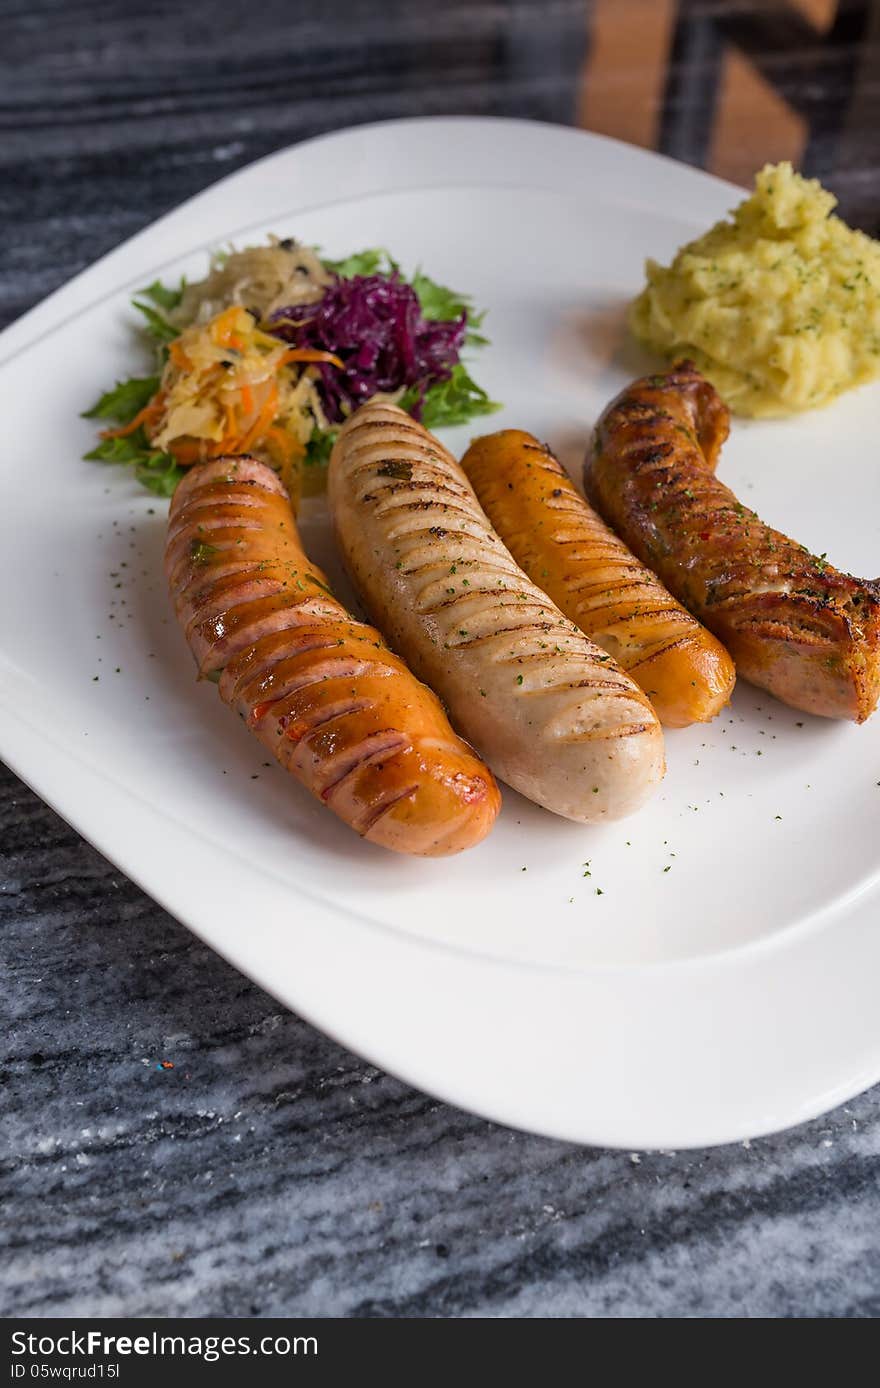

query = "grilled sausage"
165;455;500;855
585;362;880;722
328;403;665;822
461;429;735;727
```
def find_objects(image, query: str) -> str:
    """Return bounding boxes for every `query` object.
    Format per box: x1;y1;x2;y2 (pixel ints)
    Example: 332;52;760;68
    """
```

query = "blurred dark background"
4;0;879;330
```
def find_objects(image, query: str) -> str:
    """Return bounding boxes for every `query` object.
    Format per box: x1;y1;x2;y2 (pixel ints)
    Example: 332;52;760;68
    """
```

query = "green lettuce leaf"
323;248;399;279
409;270;486;342
305;426;339;467
400;364;501;429
131;298;179;344
137;277;186;312
82;375;160;424
84;427;184;497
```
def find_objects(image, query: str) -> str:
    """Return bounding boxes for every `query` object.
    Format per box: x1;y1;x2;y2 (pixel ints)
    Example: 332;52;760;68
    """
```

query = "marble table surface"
3;0;880;1318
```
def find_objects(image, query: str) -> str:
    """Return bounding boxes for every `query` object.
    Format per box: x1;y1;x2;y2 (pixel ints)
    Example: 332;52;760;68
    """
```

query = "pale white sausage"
328;403;665;822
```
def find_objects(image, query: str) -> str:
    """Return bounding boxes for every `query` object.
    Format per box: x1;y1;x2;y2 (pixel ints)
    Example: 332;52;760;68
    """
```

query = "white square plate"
3;117;879;1147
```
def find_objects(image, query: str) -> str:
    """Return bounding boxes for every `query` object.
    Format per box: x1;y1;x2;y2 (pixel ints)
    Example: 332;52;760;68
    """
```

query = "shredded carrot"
101;395;165;440
166;438;205;465
236;382;279;452
264;424;304;463
168;339;191;370
209;306;251;352
280;347;344;369
136;306;328;473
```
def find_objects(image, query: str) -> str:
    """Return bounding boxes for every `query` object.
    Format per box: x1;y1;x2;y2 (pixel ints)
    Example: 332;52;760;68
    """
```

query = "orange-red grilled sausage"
585;363;880;722
165;455;500;854
461;430;735;727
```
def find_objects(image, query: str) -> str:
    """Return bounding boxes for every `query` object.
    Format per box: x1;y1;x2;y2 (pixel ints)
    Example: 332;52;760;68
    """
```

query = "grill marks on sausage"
317;731;412;800
588;364;880;721
338;412;658;734
244;651;394;727
356;782;422;834
329;406;670;820
460;428;737;727
358;473;629;702
165;455;500;854
607;390;862;626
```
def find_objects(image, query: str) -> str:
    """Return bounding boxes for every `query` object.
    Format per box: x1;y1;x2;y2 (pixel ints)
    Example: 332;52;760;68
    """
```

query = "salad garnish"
83;238;498;498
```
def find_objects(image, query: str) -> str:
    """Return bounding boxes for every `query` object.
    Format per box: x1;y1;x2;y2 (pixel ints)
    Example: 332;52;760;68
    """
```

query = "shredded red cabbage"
269;273;467;421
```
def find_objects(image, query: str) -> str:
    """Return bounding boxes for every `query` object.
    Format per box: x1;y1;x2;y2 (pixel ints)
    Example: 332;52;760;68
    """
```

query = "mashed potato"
629;162;880;416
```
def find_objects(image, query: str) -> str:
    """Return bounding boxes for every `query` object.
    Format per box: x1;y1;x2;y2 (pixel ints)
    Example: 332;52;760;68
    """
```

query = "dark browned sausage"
585;363;880;721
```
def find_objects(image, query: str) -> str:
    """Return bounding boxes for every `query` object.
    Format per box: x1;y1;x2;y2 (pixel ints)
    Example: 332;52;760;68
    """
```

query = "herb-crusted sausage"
166;455;500;854
328;403;665;822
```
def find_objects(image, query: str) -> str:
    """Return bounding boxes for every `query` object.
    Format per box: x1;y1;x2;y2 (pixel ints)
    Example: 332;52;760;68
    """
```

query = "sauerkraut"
144;305;338;500
173;238;331;329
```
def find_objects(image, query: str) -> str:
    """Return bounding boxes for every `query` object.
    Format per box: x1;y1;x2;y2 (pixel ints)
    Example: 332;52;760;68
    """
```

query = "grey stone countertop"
3;0;880;1318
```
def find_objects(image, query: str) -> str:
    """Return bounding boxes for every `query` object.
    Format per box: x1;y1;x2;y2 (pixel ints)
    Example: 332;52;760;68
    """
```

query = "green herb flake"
305;572;333;596
377;460;413;480
190;539;219;565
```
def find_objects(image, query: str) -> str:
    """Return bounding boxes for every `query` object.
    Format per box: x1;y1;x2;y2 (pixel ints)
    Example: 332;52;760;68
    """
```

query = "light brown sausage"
328;403;665;823
585;362;880;722
461;430;735;727
165;455;500;854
